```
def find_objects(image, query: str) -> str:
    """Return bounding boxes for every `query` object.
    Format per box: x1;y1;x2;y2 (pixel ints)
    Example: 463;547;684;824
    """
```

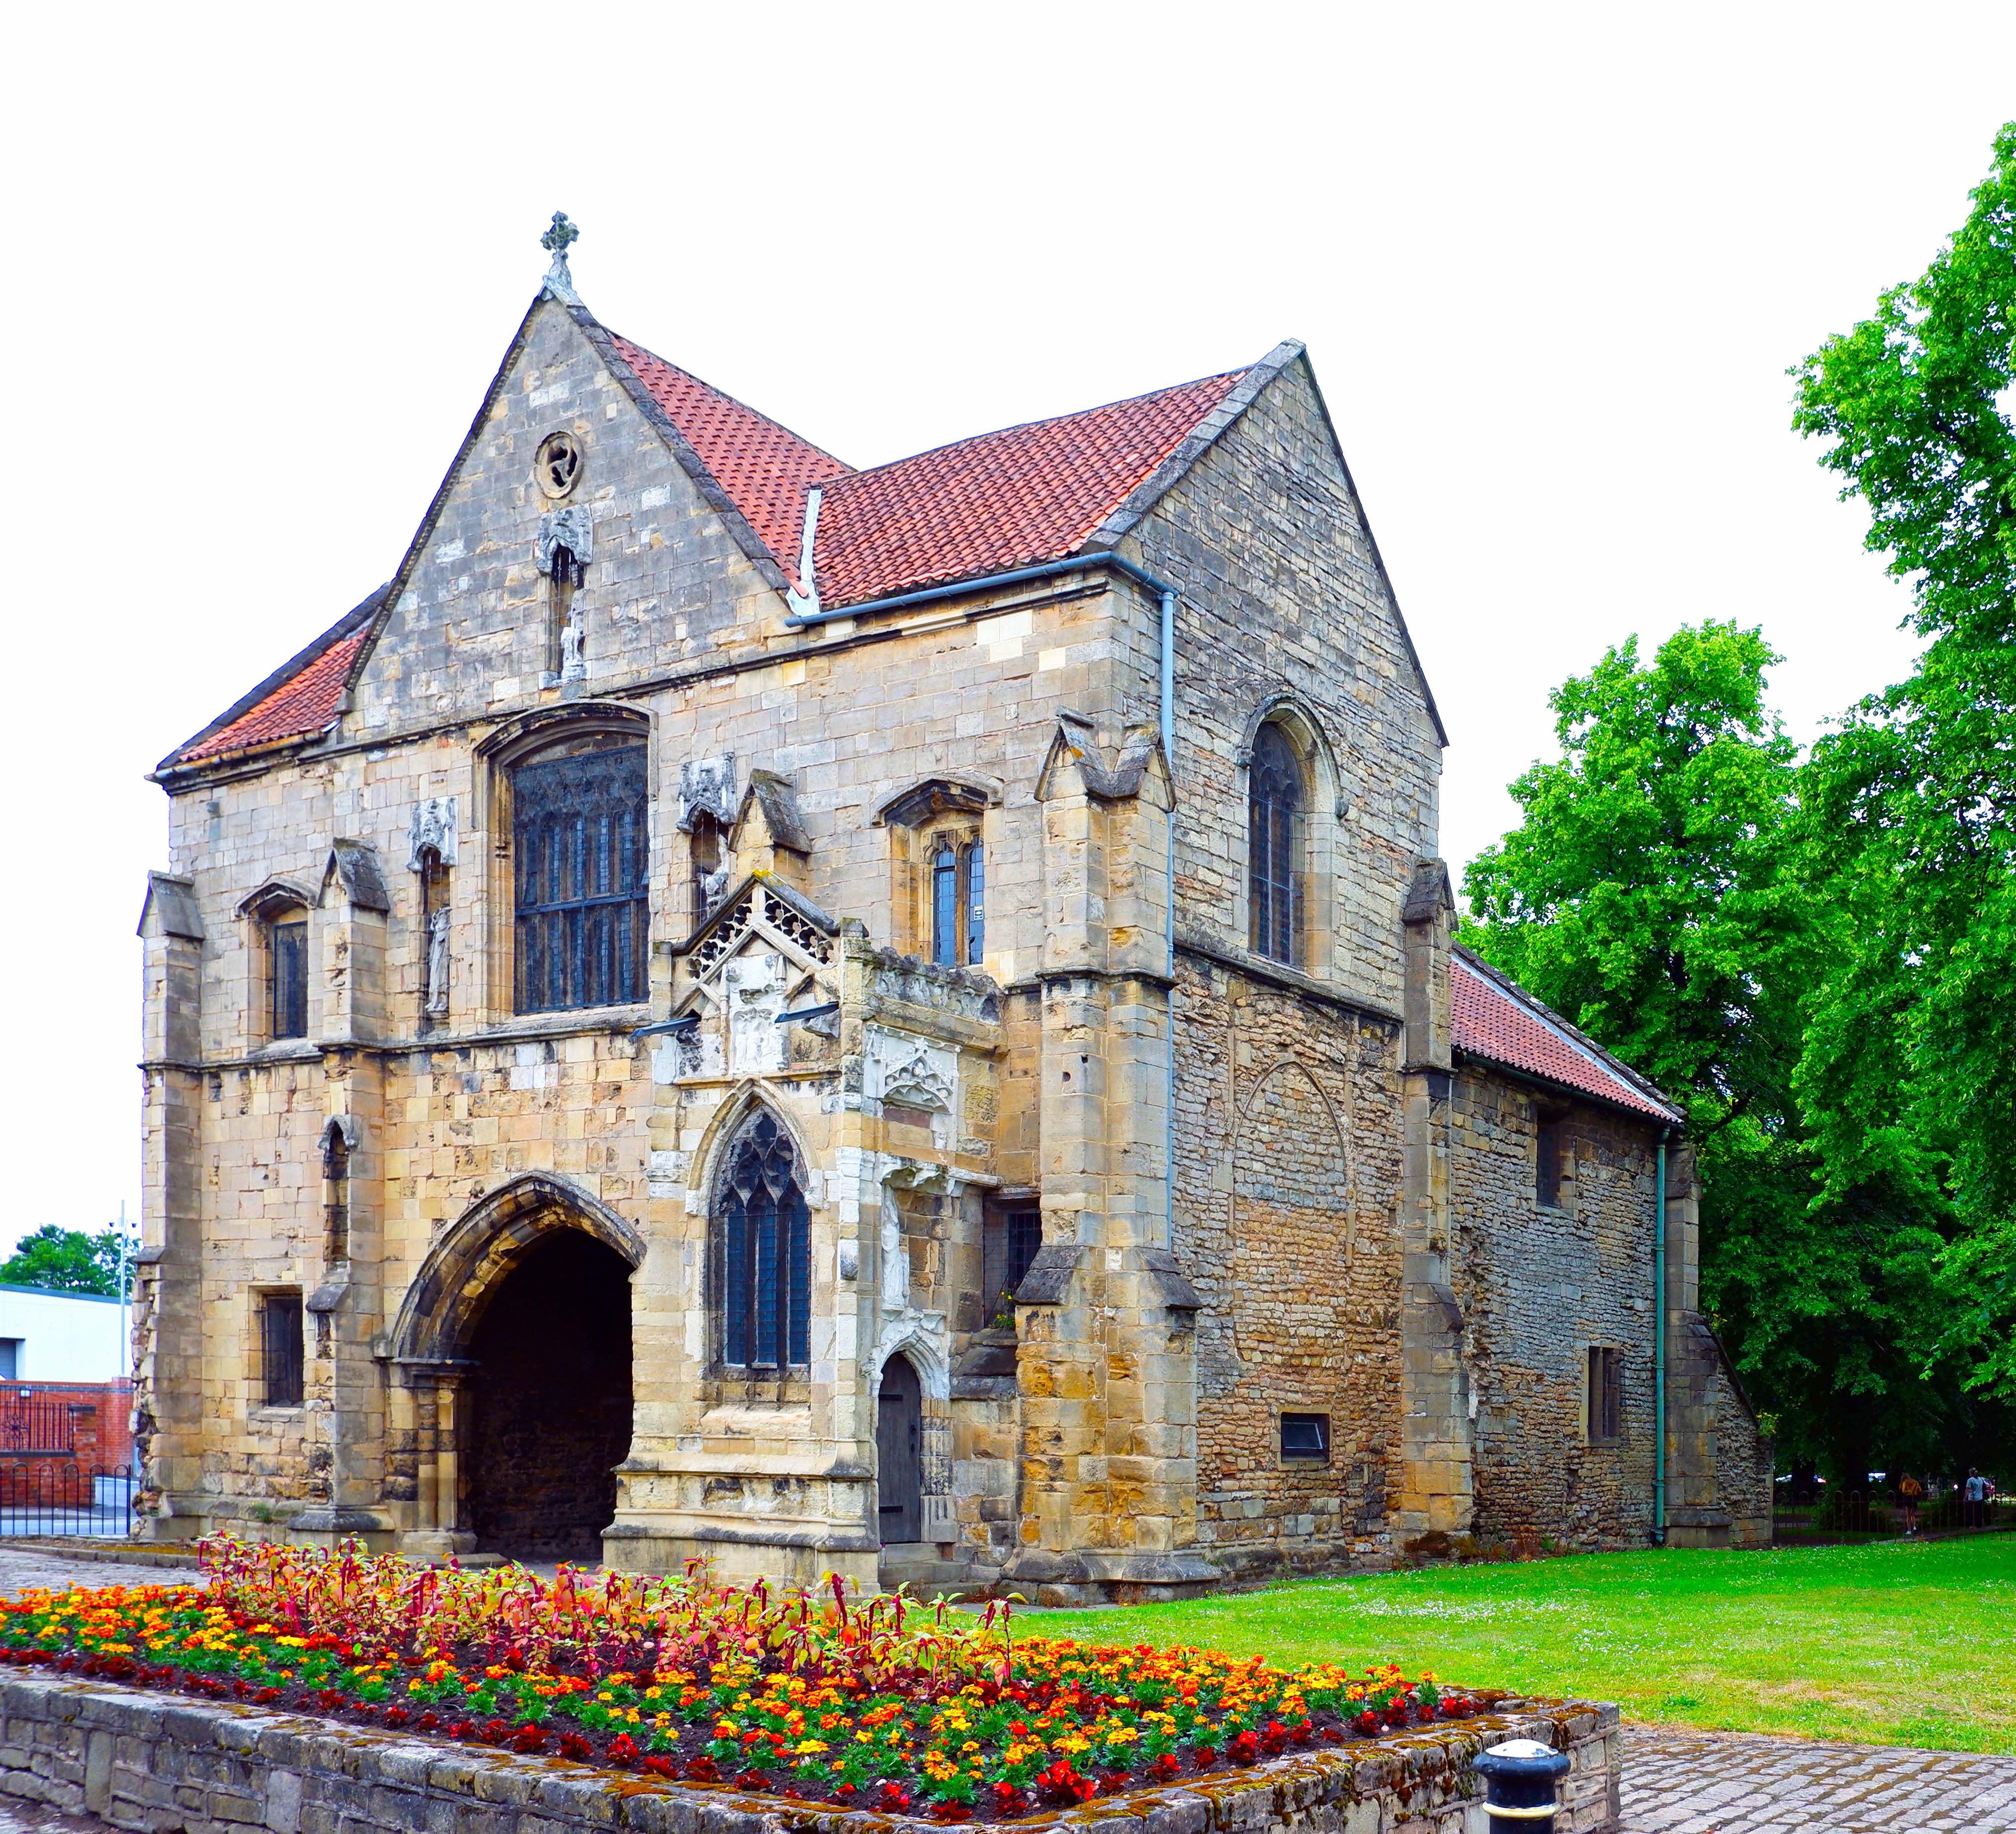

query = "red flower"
930;1805;971;1824
606;1734;640;1769
876;1782;913;1814
1192;1746;1218;1770
639;1756;676;1778
990;1783;1028;1816
683;1756;720;1783
1150;1754;1182;1782
558;1733;593;1761
1228;1730;1260;1766
510;1724;546;1754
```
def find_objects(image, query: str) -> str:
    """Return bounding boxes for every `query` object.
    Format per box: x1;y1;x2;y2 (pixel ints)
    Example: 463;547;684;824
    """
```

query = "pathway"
1622;1726;2016;1832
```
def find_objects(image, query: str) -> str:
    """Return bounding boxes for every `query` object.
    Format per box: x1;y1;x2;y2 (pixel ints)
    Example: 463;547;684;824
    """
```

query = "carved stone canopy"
408;797;458;871
536;504;593;575
677;755;738;832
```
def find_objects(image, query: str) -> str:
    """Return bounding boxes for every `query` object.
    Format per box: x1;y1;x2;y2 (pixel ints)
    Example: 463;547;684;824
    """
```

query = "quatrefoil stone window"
535;430;582;499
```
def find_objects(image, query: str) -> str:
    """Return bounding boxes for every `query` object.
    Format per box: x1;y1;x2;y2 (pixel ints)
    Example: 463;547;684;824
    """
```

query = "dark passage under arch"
466;1230;633;1560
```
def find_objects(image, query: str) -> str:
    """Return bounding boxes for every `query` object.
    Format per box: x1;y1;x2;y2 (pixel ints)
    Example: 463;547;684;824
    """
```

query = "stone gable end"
350;298;780;733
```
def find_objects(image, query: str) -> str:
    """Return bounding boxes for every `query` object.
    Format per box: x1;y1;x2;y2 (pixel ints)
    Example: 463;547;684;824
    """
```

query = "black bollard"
1473;1737;1571;1832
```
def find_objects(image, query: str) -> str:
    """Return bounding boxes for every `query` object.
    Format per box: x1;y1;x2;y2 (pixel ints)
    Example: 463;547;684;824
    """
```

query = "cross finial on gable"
540;211;581;301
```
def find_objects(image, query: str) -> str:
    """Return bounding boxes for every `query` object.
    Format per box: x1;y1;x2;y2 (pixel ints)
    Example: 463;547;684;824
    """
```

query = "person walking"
1965;1468;1988;1530
1898;1471;1923;1537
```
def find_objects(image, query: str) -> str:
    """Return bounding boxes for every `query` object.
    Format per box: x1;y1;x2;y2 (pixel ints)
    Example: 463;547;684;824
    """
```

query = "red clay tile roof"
809;371;1247;607
171;334;1256;770
181;631;368;763
1452;948;1682;1122
609;335;851;577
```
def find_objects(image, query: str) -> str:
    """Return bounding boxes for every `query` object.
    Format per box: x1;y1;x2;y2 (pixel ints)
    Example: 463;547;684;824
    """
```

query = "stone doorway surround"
386;1172;645;1559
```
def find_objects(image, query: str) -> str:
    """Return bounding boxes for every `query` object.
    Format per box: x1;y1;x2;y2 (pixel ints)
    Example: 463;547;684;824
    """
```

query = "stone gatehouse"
133;225;1770;1599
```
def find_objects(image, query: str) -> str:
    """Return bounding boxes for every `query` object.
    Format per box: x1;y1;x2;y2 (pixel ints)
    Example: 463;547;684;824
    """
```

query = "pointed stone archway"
390;1174;644;1560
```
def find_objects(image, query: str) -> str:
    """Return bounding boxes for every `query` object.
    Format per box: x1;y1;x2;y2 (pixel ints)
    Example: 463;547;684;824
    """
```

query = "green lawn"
1025;1537;2016;1755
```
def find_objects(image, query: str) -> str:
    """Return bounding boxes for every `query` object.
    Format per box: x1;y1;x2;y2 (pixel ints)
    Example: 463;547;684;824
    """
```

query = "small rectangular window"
270;919;308;1040
1536;1110;1565;1209
1281;1411;1331;1463
261;1292;304;1408
1587;1346;1623;1444
0;1340;19;1381
982;1208;1043;1320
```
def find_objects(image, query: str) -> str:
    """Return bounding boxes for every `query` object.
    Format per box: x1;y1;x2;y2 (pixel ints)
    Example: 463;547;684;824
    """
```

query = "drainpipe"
785;552;1183;1249
1654;1129;1668;1546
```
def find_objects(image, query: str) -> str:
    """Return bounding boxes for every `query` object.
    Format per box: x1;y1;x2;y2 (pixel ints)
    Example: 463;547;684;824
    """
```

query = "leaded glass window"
270;917;308;1039
930;836;984;967
512;745;648;1012
718;1113;810;1369
1248;725;1303;965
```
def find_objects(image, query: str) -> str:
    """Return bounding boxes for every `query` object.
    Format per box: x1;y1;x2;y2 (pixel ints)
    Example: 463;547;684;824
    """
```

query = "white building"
0;1286;128;1384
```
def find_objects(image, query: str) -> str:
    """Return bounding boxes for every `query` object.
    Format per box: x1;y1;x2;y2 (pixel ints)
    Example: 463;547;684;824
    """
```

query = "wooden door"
876;1353;922;1543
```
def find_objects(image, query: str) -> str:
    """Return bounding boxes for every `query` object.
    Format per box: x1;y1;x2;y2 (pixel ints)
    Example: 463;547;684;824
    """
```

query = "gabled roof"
1451;946;1684;1124
807;369;1248;606
608;334;851;580
160;290;1421;773
166;587;386;769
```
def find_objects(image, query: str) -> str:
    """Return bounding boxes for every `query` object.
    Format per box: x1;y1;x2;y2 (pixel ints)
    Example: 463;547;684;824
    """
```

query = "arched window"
931;836;984;967
1248;724;1303;965
512;741;648;1012
717;1113;810;1369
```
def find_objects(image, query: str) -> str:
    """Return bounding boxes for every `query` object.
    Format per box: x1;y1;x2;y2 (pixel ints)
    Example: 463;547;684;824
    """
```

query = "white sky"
4;2;2010;1250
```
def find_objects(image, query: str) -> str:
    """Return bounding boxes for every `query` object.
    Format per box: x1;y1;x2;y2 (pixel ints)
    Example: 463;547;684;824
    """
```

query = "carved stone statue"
560;615;585;680
425;908;451;1018
698;863;732;911
879;1187;909;1312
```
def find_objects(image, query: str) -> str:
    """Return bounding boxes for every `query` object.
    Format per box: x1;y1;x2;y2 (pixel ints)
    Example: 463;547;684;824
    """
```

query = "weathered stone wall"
1171;957;1406;1577
1452;1070;1662;1551
0;1667;1624;1834
1126;354;1444;1014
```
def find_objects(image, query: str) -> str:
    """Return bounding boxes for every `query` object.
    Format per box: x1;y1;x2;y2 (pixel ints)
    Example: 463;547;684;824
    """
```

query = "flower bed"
0;1541;1498;1824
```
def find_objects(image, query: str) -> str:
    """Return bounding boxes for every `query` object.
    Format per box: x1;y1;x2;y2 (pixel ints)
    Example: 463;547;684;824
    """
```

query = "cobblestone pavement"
1623;1725;2016;1832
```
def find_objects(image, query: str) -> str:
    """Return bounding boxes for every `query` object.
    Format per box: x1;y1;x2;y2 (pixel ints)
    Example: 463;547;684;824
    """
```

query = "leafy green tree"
1461;624;1979;1483
1792;122;2016;1399
0;1225;127;1297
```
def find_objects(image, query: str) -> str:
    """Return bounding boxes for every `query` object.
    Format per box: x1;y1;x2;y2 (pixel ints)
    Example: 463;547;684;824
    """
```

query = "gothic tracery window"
512;742;648;1013
717;1113;810;1370
1248;723;1304;966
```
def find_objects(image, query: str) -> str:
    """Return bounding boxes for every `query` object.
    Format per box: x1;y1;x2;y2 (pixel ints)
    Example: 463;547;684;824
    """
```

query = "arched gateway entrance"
468;1231;632;1558
390;1175;641;1562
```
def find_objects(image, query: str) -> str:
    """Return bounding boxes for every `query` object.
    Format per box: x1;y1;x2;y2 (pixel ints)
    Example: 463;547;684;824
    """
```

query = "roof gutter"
788;551;1182;1253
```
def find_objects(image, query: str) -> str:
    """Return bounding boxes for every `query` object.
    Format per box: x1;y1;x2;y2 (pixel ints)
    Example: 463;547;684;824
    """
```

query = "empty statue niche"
465;1230;633;1561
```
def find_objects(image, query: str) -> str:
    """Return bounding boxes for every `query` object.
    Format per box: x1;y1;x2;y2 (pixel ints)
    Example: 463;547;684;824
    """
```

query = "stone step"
876;1543;989;1598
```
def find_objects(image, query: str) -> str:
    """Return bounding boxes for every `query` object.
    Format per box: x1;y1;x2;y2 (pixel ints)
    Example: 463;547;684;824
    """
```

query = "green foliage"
0;1223;127;1296
1461;620;1812;1137
1458;623;1976;1480
1792;123;2016;1396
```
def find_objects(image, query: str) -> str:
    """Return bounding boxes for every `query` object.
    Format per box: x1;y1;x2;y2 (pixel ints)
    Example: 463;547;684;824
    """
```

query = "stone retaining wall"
0;1668;1621;1834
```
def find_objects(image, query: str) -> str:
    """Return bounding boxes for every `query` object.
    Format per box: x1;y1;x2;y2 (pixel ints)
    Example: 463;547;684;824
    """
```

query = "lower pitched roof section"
1451;945;1685;1124
166;587;387;770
